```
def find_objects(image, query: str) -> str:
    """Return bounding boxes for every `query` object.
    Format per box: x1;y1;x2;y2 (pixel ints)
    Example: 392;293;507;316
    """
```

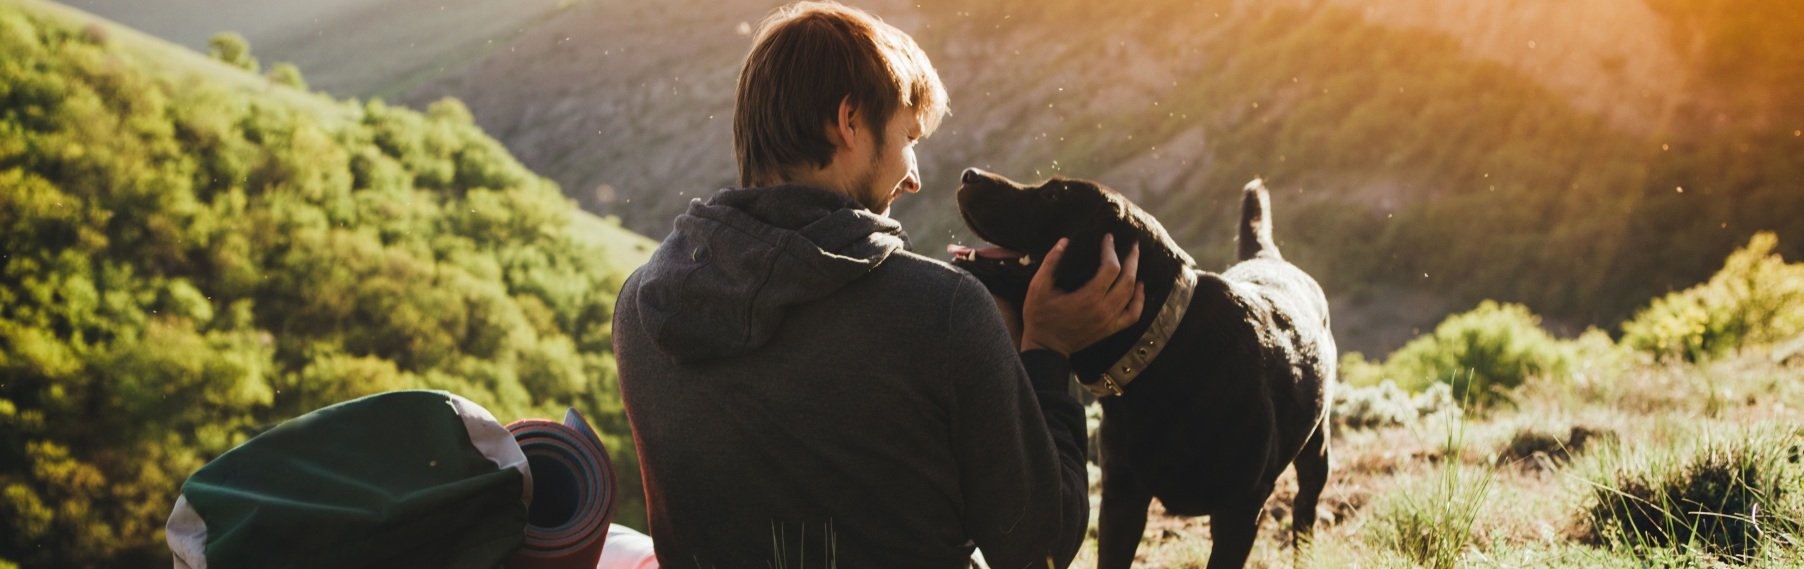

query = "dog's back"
1224;178;1333;427
1229;179;1327;323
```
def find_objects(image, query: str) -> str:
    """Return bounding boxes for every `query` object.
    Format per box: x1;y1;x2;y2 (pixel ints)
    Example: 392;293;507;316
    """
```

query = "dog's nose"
962;168;985;184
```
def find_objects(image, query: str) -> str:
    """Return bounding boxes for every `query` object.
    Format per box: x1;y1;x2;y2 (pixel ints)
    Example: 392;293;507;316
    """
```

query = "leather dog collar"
1084;267;1198;397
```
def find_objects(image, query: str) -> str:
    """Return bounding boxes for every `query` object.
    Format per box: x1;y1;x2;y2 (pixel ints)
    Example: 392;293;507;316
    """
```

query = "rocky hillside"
75;0;1804;355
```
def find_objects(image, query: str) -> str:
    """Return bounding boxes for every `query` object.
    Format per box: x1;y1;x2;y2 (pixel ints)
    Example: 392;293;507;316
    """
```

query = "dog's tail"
1237;178;1281;261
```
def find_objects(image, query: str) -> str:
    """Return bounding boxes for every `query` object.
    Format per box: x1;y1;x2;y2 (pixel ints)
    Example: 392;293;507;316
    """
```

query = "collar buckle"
1086;373;1125;397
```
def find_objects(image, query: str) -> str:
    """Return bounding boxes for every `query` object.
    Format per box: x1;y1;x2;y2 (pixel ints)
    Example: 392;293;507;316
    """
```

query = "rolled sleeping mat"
167;390;532;569
505;408;619;569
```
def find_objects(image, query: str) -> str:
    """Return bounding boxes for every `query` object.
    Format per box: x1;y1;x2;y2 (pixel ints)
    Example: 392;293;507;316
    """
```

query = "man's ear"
830;96;860;152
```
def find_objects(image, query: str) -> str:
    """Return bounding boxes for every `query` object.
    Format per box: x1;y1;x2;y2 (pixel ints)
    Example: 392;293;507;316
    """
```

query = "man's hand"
1019;235;1145;356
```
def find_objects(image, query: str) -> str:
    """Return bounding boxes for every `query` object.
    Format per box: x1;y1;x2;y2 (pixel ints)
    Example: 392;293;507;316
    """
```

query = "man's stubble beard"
851;138;889;215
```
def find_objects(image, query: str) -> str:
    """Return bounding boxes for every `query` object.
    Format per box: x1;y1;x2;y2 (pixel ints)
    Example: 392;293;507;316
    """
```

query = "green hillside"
0;1;654;565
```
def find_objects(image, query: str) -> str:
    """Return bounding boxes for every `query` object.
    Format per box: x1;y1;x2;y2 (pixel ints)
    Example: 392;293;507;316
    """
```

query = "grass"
1578;425;1804;564
1361;412;1496;569
1067;353;1804;567
768;520;838;569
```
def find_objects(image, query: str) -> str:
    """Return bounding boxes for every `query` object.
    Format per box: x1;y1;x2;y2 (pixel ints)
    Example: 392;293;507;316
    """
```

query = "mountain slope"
67;0;1804;353
252;0;567;98
0;1;653;565
67;0;571;98
380;0;1803;354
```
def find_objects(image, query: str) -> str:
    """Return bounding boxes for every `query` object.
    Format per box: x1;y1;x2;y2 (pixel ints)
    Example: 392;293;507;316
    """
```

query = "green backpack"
168;390;616;569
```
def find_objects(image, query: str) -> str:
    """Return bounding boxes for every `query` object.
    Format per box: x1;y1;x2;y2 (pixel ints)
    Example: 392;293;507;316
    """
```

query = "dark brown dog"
950;169;1334;569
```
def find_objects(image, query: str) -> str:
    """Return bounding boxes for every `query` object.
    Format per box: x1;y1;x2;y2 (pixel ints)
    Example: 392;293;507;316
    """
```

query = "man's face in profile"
849;108;925;217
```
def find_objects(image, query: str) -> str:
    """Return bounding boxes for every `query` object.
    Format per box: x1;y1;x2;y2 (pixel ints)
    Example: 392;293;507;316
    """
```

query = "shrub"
1381;301;1573;407
1496;425;1615;468
206;32;258;73
1621;232;1804;363
1582;426;1804;563
1333;380;1462;431
1565;327;1633;385
1337;351;1386;388
266;62;306;90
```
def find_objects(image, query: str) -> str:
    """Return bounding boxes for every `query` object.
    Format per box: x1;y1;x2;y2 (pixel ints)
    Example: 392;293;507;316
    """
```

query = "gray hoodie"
614;186;1087;568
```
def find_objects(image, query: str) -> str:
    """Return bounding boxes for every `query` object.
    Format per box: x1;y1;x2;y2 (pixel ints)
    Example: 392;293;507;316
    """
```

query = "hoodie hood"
633;185;909;362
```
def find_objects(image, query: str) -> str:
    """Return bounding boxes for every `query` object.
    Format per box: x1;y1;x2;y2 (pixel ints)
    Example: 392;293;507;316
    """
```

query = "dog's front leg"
1095;419;1151;569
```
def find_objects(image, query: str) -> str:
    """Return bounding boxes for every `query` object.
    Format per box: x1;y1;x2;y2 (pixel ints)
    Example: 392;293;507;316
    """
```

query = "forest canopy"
0;3;653;566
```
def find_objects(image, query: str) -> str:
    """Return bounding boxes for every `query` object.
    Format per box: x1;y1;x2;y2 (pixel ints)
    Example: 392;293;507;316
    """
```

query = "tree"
266;62;306;90
0;6;652;565
207;31;258;73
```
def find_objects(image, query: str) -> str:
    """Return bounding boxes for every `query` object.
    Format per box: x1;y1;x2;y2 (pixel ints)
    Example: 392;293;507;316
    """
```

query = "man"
612;2;1143;567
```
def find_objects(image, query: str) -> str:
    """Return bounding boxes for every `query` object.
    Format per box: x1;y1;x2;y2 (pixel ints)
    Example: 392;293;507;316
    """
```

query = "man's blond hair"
733;1;949;187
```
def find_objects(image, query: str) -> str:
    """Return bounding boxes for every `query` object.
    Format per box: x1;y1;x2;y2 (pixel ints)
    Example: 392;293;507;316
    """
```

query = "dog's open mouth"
947;243;1034;266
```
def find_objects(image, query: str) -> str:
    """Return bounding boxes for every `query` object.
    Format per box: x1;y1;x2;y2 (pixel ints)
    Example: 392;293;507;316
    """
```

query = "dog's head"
949;168;1194;304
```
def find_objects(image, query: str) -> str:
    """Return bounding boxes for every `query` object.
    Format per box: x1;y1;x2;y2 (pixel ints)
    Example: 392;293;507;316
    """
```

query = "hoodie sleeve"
943;275;1089;569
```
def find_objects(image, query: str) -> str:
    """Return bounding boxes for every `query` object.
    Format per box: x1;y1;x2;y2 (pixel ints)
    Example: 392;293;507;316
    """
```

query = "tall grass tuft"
1363;399;1497;568
1581;425;1804;564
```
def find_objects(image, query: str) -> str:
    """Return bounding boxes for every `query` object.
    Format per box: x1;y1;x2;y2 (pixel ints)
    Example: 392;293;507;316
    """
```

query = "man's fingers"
1029;238;1069;293
1106;242;1141;305
1115;242;1141;291
1114;282;1146;331
1085;234;1122;294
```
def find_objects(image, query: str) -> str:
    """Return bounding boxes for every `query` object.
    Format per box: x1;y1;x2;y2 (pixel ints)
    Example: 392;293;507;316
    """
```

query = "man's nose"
901;168;921;193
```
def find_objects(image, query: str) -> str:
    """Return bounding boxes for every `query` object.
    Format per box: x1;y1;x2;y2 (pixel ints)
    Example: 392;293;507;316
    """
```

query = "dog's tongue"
947;243;1027;262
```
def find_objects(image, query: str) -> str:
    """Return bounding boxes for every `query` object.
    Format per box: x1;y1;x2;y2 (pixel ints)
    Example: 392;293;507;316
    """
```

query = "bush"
1376;301;1573;407
1495;425;1615;468
266;62;306;90
1582;426;1804;563
1621;232;1804;363
1333;380;1462;431
1336;351;1387;388
1565;327;1633;385
206;32;258;73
